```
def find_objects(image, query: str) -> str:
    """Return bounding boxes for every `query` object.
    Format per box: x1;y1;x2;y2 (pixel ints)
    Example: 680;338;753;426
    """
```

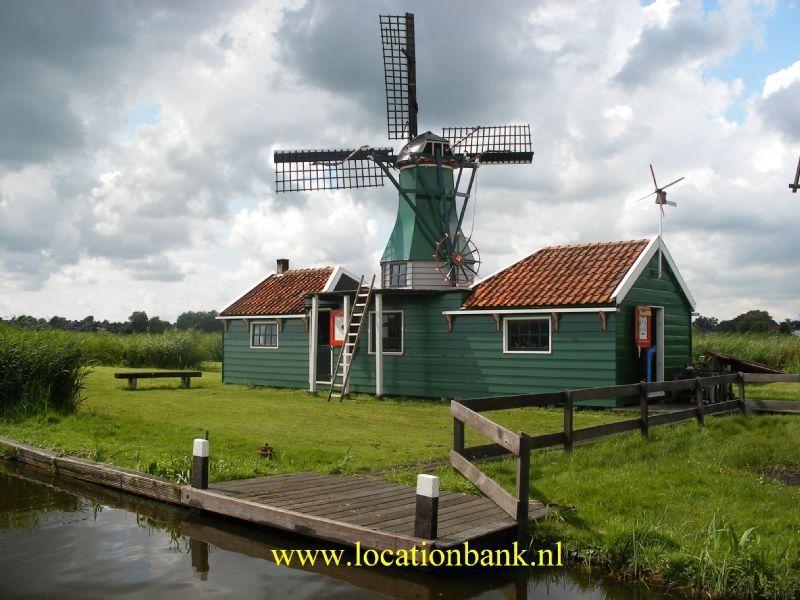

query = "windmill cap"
397;131;456;166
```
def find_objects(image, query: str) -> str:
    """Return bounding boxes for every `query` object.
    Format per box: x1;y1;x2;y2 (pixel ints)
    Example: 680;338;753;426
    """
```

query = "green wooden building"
219;236;696;406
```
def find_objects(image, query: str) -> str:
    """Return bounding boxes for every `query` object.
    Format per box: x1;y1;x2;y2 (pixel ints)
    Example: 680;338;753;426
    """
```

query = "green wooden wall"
345;293;618;399
221;253;692;406
222;318;308;388
615;253;693;387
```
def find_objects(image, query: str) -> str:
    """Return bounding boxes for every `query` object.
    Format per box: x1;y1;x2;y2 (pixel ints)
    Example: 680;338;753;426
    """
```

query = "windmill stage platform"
183;471;549;552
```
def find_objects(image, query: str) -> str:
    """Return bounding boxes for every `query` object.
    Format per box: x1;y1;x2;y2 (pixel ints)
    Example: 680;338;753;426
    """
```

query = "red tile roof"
463;239;650;309
221;267;333;316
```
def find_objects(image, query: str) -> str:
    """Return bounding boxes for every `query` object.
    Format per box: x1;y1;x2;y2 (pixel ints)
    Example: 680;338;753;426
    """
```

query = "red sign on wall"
635;306;652;350
330;309;345;347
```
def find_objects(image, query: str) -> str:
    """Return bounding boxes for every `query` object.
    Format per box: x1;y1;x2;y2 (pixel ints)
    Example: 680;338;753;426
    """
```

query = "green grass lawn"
747;382;800;401
2;366;799;597
0;366;618;482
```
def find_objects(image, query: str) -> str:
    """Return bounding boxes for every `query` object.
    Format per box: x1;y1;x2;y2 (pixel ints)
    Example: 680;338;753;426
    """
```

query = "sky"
0;0;799;323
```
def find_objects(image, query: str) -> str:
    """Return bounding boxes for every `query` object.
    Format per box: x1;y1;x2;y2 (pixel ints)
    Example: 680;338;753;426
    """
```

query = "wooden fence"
450;372;800;537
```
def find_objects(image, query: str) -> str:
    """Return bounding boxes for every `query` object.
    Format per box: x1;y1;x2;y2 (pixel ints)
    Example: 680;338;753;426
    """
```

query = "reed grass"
0;325;87;416
75;330;221;369
694;332;800;373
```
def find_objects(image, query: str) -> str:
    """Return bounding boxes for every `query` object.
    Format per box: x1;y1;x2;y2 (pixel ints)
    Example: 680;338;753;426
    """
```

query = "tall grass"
0;325;86;416
693;332;800;372
75;330;221;369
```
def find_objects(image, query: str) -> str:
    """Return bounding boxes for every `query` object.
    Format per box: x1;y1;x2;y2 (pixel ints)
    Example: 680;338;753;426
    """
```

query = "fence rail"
450;372;799;542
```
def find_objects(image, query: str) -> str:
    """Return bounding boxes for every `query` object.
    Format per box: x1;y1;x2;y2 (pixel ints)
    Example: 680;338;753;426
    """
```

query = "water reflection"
0;461;674;599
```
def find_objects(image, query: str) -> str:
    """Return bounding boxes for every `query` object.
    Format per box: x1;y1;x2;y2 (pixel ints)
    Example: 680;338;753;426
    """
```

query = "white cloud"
762;59;800;98
0;0;798;323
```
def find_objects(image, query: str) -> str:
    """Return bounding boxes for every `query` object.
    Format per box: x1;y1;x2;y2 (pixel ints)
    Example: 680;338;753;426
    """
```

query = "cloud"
758;60;800;141
0;0;798;322
614;0;763;88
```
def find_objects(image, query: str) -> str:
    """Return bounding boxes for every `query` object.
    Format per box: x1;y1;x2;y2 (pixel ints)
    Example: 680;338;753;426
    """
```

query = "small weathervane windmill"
272;13;533;287
790;155;800;193
635;164;685;277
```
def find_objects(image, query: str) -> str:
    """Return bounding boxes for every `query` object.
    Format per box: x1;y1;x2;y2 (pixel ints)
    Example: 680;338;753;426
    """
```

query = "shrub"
0;325;87;416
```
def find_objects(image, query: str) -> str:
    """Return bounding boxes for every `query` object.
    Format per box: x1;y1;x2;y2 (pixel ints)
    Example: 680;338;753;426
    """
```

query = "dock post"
192;438;209;489
414;474;439;539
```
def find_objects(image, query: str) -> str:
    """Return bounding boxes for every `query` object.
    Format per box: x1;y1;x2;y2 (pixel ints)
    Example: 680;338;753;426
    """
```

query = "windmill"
272;13;533;287
790;155;800;193
635;164;684;278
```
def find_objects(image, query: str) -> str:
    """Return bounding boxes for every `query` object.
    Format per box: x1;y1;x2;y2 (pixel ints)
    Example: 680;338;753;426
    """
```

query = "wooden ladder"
327;275;376;402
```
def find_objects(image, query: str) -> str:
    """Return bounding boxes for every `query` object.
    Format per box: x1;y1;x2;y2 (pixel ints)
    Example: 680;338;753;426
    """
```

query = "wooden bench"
114;371;202;390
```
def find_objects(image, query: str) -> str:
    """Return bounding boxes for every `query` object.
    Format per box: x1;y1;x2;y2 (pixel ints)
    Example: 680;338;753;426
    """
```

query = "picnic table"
114;371;202;390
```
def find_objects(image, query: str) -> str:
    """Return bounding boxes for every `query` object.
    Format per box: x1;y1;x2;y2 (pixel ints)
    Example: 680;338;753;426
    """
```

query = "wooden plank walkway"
1;435;549;553
182;472;549;551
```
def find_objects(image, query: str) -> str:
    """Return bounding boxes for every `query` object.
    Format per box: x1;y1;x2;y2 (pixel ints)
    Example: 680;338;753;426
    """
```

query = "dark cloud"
0;0;251;284
0;0;245;166
275;0;551;140
758;80;800;142
614;3;737;89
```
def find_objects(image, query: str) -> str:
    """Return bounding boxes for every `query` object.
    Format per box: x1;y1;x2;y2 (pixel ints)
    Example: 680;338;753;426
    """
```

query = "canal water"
0;461;672;599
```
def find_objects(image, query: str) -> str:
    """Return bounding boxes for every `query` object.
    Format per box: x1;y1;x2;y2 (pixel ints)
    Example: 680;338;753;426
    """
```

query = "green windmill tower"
274;13;533;288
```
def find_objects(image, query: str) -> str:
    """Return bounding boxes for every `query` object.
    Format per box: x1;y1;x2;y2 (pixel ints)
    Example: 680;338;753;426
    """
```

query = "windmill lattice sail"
379;13;417;140
443;125;534;163
274;148;395;192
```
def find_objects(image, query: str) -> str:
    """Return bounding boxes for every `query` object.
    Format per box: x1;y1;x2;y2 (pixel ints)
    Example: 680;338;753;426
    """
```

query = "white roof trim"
608;237;658;305
443;307;617;316
322;265;360;293
610;236;696;310
217;314;306;320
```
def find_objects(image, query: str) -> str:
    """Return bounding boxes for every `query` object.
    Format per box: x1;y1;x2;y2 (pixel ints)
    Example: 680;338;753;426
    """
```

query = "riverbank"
1;366;799;597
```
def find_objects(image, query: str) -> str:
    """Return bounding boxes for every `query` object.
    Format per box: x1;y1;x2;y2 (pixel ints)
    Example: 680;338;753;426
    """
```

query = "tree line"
693;310;800;334
1;310;223;334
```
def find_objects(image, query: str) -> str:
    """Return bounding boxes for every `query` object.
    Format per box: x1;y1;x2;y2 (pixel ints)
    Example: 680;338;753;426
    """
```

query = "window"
504;318;551;353
251;321;278;348
369;311;403;354
387;262;408;288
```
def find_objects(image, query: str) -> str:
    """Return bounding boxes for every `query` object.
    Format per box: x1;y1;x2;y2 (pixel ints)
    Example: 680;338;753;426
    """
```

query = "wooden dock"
184;471;548;551
5;463;529;599
0;436;547;553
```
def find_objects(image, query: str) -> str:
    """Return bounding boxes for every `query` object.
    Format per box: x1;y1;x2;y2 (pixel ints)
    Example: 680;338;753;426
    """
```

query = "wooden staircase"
327;275;375;402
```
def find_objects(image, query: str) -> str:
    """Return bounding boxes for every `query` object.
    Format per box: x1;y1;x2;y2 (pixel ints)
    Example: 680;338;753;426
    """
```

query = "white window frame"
368;310;404;355
250;320;279;349
503;316;552;355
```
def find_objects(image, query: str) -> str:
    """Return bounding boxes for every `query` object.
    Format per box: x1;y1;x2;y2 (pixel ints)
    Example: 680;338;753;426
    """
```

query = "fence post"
563;390;573;452
515;432;531;547
737;372;747;416
694;377;705;426
192;438;209;489
639;381;649;438
453;399;465;456
414;474;439;539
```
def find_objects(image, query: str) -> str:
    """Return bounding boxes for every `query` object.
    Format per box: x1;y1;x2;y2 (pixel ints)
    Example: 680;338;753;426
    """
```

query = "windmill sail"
379;13;417;140
273;148;394;193
443;125;533;164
